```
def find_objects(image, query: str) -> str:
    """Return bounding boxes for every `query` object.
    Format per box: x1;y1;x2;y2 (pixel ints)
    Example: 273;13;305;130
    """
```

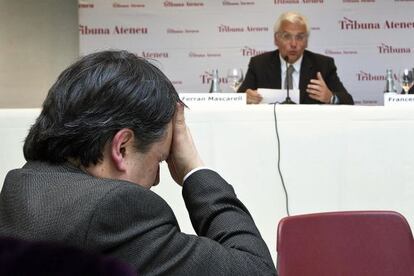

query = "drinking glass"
398;68;414;94
227;68;243;92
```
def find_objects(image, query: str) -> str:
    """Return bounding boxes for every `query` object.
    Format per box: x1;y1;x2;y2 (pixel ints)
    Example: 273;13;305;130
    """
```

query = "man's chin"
287;54;300;63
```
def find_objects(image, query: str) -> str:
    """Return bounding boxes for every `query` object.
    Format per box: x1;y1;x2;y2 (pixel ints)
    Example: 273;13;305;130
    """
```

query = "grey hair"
273;11;310;35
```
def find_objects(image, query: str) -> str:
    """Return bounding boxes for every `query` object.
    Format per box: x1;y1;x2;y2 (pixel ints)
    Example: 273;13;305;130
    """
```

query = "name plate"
384;93;414;106
179;93;246;106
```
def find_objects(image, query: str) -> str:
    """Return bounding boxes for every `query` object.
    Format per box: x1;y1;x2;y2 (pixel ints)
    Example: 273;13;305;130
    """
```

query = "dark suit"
0;236;136;275
0;161;276;276
238;50;354;104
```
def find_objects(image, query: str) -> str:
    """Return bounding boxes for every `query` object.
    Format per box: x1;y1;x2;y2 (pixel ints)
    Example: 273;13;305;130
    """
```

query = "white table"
1;105;414;264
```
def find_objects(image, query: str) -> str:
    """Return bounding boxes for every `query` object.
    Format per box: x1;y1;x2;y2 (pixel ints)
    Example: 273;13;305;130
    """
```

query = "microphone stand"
281;56;296;104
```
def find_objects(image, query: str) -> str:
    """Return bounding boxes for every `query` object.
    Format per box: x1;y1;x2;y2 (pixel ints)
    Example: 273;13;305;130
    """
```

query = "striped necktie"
284;65;294;89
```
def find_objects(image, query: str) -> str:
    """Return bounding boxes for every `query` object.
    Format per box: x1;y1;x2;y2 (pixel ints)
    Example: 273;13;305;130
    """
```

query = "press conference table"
1;105;414;263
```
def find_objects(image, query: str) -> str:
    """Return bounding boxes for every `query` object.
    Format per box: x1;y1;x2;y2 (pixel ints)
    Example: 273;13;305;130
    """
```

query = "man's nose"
290;39;297;48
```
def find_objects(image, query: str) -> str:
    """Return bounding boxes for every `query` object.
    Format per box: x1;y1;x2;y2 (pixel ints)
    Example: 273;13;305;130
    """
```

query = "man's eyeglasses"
277;32;308;42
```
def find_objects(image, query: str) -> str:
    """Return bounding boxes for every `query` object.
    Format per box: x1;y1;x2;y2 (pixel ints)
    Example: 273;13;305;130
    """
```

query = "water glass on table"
227;68;243;92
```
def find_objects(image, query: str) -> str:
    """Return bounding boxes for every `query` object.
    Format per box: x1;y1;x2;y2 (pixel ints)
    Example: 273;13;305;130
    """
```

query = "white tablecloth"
1;105;414;264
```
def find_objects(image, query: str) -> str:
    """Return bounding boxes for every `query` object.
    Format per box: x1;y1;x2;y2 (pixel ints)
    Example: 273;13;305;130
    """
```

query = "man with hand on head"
0;50;277;276
238;11;354;105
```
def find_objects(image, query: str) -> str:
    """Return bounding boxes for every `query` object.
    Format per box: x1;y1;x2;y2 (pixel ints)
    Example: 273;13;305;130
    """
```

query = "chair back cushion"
277;211;414;276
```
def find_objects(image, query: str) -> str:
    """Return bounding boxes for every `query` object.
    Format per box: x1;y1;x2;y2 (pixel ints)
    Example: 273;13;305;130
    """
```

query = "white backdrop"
79;0;414;105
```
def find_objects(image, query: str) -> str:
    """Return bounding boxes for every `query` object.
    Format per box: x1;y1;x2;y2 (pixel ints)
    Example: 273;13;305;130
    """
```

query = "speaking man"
238;11;354;105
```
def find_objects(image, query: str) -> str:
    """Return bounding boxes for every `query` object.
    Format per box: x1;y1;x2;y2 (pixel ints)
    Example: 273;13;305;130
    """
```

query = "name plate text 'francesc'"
179;93;246;107
384;93;414;106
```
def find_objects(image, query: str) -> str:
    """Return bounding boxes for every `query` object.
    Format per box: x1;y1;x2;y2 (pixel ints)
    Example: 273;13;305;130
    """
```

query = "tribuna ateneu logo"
200;71;228;84
274;0;324;4
357;70;387;81
377;43;411;54
339;17;414;30
240;46;267;57
218;24;268;33
79;25;148;35
163;1;205;7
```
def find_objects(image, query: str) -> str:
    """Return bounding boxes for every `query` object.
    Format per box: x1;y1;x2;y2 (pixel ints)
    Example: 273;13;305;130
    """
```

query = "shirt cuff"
330;94;339;104
183;167;210;183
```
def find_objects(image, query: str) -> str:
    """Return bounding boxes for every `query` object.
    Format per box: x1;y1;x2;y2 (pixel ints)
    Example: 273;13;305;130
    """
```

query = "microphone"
281;55;296;104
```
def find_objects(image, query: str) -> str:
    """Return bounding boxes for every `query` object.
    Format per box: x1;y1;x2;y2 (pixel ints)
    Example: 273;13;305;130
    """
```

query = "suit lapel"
268;50;281;89
299;51;314;103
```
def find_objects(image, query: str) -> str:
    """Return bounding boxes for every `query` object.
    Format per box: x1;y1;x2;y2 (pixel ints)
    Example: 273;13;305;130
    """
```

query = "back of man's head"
24;50;180;166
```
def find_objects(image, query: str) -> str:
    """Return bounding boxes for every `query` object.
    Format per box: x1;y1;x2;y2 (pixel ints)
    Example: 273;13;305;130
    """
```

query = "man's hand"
166;103;204;186
306;72;333;104
246;89;263;104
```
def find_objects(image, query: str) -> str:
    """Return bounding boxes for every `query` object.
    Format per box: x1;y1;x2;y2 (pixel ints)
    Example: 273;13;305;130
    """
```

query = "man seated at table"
238;11;354;105
0;50;276;276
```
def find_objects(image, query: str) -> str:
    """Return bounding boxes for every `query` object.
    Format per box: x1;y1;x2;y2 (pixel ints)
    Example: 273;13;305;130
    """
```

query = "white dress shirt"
279;55;303;90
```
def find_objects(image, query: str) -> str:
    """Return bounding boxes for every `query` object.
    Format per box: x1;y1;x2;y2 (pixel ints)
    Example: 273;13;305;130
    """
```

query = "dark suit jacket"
0;236;136;275
238;50;354;104
0;161;276;276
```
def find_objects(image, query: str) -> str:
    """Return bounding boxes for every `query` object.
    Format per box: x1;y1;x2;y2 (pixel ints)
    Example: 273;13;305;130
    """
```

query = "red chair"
277;211;414;276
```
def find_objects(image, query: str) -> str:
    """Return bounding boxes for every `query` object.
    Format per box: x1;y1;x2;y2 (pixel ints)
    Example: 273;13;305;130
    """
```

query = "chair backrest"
277;210;414;276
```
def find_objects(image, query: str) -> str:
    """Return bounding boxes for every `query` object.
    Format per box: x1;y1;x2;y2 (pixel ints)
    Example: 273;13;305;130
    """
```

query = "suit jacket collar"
299;50;314;103
269;50;281;88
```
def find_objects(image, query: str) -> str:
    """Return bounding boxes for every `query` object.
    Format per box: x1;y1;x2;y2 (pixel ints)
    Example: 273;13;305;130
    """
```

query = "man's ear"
110;128;134;172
